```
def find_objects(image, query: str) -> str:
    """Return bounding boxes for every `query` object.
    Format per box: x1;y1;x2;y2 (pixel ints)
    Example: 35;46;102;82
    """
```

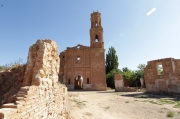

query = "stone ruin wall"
144;58;180;93
0;40;68;119
0;65;26;106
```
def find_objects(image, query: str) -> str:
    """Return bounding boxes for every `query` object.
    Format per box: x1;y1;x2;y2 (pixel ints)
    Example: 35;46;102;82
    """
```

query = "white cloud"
147;8;156;16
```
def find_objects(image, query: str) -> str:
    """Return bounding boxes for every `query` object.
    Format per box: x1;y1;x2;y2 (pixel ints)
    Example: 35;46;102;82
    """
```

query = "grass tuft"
174;101;180;108
166;111;174;117
0;58;24;72
104;106;110;109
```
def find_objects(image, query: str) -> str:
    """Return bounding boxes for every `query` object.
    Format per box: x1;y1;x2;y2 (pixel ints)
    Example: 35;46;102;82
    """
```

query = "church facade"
59;12;107;90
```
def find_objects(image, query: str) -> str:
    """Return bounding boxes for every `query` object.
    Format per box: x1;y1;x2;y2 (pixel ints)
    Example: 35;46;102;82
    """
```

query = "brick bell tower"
90;11;104;48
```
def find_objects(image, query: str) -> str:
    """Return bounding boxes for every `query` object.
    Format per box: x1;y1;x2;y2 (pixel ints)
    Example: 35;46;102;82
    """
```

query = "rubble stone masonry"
0;40;68;119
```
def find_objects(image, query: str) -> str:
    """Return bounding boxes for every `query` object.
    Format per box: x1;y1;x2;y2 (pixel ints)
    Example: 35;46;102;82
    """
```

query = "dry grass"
166;111;174;117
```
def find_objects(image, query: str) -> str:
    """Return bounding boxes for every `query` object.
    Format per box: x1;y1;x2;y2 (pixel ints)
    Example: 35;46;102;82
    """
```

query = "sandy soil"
67;90;180;119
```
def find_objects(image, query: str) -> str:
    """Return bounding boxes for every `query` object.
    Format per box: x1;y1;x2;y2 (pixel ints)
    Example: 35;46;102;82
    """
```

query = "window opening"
77;57;80;60
157;63;164;75
77;56;81;63
77;46;80;49
87;78;89;84
63;56;65;58
68;78;70;84
95;35;99;42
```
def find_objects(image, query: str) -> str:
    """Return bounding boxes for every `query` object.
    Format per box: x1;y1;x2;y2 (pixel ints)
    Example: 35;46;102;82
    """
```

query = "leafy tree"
121;64;146;87
122;67;129;72
136;64;146;79
132;64;146;86
106;46;119;74
106;69;121;88
121;67;132;81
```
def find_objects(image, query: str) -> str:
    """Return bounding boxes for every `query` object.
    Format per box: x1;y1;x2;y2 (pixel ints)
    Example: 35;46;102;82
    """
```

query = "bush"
120;64;145;87
0;58;24;71
166;111;174;117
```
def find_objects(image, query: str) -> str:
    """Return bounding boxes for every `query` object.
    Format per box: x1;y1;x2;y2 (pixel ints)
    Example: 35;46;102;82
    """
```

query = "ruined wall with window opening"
144;58;180;93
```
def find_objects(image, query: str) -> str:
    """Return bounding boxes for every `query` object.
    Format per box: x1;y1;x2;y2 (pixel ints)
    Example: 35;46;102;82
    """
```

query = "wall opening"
95;22;98;27
95;35;99;42
68;78;70;84
76;56;81;63
87;78;89;84
77;46;80;49
157;63;164;75
63;56;65;58
74;75;83;90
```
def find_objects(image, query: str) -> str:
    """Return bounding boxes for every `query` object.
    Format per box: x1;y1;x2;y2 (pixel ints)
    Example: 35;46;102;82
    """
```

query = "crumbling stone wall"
144;58;180;93
0;40;68;119
0;65;26;105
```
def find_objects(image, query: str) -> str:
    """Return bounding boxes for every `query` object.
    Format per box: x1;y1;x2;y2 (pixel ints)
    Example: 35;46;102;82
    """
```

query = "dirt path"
67;90;180;119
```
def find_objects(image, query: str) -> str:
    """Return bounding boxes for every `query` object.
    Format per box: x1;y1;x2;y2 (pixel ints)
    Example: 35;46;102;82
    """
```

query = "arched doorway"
74;75;83;90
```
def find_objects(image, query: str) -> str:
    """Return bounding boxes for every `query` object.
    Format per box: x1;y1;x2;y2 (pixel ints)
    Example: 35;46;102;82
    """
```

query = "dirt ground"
67;90;180;119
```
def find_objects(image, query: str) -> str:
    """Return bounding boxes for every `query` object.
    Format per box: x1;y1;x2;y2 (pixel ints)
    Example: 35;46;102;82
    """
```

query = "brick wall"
144;58;180;93
0;40;68;119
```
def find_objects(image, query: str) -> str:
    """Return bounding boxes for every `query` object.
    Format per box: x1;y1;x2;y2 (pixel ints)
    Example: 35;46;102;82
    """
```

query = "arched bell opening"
95;35;99;42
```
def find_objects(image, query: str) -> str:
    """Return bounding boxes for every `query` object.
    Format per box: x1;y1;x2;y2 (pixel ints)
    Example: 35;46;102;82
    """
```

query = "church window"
77;56;81;63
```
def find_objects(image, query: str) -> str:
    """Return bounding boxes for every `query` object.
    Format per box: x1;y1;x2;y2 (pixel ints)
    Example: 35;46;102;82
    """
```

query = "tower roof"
91;11;101;17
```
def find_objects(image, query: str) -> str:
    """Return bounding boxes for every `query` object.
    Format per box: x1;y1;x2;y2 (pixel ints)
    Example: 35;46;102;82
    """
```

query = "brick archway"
74;74;84;90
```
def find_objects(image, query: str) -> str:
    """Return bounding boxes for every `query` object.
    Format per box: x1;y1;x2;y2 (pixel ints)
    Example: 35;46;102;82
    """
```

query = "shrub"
166;111;174;117
0;58;24;71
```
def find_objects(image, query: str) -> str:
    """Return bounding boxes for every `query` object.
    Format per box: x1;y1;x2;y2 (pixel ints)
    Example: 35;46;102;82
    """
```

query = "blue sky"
0;0;180;70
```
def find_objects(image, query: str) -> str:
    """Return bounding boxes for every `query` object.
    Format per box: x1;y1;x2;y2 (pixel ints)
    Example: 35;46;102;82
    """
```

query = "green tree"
132;64;146;86
106;46;119;74
121;64;146;87
136;64;146;79
122;67;129;72
121;67;134;82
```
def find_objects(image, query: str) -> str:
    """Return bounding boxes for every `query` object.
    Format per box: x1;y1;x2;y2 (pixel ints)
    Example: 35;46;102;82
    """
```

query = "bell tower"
90;11;104;48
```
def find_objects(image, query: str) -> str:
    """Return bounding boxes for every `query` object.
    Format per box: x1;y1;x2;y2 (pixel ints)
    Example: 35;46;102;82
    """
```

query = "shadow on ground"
120;92;180;101
96;90;115;93
68;90;115;93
